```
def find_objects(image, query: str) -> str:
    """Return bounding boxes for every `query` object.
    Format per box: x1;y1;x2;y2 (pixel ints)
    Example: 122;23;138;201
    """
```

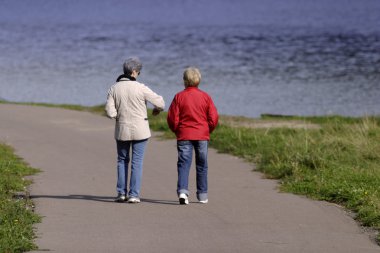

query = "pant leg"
128;139;148;198
194;140;208;201
177;140;193;196
116;140;131;195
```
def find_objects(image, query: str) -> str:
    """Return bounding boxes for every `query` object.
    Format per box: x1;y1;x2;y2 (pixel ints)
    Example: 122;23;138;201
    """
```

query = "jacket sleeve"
105;88;117;119
167;97;179;133
207;97;219;133
142;85;165;110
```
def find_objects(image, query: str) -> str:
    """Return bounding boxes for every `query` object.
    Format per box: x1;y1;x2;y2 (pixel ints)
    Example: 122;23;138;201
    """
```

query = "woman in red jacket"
167;67;218;205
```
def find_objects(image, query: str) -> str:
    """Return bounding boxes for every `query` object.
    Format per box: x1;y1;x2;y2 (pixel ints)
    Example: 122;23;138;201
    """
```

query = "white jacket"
105;78;165;141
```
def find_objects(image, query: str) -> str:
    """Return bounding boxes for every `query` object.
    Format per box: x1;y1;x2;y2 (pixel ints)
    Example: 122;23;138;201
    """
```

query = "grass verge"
0;144;40;253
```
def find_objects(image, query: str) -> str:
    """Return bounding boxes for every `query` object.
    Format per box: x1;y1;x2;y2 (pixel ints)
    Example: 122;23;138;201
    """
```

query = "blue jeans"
116;139;148;198
177;140;208;201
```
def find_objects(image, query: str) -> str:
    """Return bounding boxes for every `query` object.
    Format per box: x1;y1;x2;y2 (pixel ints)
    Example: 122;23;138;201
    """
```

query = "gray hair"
123;57;142;75
183;67;201;87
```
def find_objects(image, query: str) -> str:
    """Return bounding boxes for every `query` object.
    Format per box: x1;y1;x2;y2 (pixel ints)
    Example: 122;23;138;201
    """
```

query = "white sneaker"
179;193;189;205
127;197;141;203
199;199;208;204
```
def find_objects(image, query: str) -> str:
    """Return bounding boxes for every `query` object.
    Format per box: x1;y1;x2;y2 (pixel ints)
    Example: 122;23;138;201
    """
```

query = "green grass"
0;144;41;253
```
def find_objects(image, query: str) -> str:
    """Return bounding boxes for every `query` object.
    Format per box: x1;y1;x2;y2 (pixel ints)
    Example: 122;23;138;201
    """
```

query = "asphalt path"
0;104;379;253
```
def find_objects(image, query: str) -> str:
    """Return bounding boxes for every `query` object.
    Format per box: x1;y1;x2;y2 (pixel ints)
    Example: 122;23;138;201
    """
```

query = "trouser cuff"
177;189;189;196
197;193;208;201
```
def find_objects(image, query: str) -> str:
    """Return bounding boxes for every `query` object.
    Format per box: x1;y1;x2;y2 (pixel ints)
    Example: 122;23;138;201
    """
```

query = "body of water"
1;0;380;117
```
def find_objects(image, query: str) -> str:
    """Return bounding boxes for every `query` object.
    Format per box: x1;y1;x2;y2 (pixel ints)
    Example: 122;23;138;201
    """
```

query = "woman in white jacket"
106;57;165;203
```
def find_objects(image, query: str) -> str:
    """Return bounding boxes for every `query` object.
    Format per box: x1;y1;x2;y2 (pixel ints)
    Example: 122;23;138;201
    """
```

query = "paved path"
0;104;379;253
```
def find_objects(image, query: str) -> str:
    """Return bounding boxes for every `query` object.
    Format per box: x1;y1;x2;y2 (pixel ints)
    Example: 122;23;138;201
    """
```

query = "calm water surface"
0;0;379;117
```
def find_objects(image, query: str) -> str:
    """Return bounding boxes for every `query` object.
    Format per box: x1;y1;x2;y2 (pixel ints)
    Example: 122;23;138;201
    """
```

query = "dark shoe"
115;193;126;202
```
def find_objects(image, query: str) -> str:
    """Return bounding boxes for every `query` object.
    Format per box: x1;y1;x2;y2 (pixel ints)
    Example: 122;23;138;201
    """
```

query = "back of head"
183;67;201;87
123;57;143;75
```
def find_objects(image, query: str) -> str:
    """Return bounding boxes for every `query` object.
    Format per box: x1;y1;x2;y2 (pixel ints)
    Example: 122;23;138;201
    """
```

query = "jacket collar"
116;74;136;82
185;86;198;90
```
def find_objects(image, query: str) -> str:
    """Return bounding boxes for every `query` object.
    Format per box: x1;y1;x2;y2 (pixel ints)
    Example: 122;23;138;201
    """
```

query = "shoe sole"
127;199;140;203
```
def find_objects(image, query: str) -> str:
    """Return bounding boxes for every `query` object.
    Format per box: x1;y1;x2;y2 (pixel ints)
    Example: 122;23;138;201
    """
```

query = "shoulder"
136;82;156;94
198;88;210;96
176;89;187;96
109;81;119;88
195;88;212;100
133;81;148;89
107;82;119;93
173;89;189;100
134;80;144;86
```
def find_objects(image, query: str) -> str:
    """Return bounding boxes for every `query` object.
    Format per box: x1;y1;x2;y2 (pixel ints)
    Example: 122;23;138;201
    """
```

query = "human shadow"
31;194;115;203
140;198;179;205
31;194;180;205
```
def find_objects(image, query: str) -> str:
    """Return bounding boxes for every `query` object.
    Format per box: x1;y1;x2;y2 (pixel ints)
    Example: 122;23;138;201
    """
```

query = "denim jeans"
177;140;208;201
116;139;148;198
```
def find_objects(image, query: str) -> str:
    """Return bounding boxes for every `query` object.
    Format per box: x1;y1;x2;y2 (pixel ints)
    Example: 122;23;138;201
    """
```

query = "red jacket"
167;87;218;140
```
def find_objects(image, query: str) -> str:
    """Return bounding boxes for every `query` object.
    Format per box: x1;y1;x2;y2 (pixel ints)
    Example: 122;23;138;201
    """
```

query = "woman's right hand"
152;108;161;116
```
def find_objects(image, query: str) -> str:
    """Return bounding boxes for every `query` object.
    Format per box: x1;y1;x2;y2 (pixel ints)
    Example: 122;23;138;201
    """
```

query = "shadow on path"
140;198;179;205
31;194;115;203
31;195;179;205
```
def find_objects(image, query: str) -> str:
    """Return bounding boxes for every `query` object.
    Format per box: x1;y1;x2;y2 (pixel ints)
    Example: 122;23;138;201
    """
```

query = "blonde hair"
183;67;201;87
